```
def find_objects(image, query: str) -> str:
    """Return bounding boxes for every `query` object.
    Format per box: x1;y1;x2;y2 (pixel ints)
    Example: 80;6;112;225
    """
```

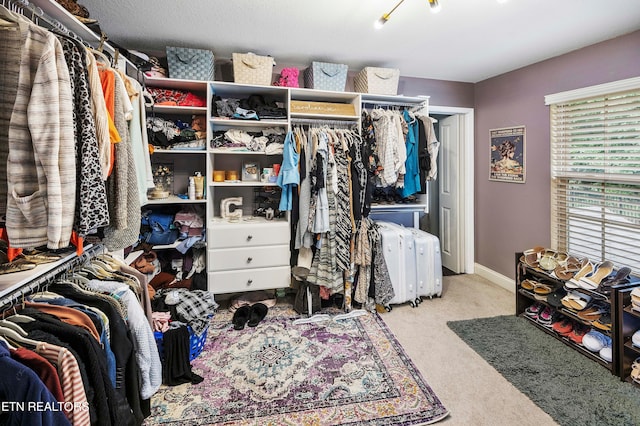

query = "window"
545;77;640;271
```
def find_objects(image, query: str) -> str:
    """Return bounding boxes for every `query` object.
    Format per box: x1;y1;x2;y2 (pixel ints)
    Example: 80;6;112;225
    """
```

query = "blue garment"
277;131;300;211
400;110;421;198
0;341;71;426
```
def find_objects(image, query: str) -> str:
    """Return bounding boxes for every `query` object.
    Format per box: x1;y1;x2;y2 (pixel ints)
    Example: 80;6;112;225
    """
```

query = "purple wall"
475;30;640;279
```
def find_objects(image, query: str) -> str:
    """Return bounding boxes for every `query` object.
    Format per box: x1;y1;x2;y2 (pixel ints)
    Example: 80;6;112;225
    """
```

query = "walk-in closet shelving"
361;94;430;227
206;82;290;295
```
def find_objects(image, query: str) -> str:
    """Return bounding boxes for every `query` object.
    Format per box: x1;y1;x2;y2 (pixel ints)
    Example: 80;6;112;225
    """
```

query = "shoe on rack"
579;261;615;290
567;324;589;344
552;317;574;336
525;302;543;320
566;260;594;289
582;330;611;352
592;314;612;332
537;306;555;326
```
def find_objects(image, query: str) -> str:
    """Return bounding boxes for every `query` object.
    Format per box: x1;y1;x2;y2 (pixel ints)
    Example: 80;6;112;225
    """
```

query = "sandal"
579;260;615;290
566;260;594;288
597;266;632;295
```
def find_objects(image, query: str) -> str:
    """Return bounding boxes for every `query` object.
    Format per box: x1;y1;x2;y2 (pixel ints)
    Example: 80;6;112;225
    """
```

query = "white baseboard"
474;263;515;293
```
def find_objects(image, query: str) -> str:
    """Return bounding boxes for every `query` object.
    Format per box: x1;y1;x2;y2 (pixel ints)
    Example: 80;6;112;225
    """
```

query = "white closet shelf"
0;246;88;299
210;82;288;98
152;148;207;155
144;196;206;205
144;76;208;92
209;118;288;128
208;149;280;155
209;181;279;188
146;105;207;115
289;87;360;102
290;113;358;121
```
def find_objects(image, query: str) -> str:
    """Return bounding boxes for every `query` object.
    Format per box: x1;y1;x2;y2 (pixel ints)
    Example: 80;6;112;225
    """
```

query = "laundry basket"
154;323;209;362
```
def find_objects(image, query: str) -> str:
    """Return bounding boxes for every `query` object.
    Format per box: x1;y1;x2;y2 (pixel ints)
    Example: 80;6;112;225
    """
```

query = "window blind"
549;84;640;271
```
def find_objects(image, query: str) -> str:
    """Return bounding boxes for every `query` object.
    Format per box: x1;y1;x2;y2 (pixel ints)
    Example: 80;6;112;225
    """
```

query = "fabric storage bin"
154;323;209;362
232;52;276;85
304;61;348;92
354;67;400;95
166;46;215;81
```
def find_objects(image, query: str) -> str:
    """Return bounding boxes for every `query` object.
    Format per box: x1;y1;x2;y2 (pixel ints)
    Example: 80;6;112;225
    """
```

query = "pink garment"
152;311;172;332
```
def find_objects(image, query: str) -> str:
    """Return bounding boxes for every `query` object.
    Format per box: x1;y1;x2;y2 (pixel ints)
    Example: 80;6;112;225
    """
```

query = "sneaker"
537;306;554;326
552;317;574;336
568;324;589;344
525;303;543;320
582;330;611;352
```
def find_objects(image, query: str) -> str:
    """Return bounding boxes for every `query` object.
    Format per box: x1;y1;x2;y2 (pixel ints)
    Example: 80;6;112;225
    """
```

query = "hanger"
0;319;28;336
88;47;111;68
0;335;17;350
0;325;40;348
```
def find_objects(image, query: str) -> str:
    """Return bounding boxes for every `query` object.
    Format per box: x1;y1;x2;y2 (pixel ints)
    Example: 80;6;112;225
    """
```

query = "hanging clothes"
56;36;111;237
276;130;300;211
0;8;76;249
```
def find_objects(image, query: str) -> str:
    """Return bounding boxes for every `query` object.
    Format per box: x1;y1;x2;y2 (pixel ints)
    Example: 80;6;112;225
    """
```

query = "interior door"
439;115;462;272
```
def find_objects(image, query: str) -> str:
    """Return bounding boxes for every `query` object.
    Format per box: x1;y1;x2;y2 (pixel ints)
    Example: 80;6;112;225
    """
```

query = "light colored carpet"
380;273;559;426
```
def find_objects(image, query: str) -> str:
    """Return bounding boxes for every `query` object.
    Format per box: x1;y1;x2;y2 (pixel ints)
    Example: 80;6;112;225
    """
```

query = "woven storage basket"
304;61;348;92
166;46;215;81
354;67;400;95
232;53;275;85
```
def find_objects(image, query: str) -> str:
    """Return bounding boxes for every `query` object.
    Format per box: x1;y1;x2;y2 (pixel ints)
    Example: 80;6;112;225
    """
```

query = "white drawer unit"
208;266;291;293
208;220;290;249
208;245;290;271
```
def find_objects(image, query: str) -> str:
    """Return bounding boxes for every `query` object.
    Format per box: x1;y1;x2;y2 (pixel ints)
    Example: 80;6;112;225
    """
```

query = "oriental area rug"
145;306;449;425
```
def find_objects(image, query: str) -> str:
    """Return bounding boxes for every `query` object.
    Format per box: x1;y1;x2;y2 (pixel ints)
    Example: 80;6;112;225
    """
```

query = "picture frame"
489;126;525;183
242;161;260;182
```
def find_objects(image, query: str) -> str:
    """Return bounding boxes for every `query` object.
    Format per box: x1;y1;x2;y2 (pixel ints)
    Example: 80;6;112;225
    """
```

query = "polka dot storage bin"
304;61;349;92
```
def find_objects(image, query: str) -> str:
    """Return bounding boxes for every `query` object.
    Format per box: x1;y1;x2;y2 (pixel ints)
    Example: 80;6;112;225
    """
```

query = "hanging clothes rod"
7;0;136;72
361;99;427;108
4;0;84;45
290;118;358;128
0;243;104;310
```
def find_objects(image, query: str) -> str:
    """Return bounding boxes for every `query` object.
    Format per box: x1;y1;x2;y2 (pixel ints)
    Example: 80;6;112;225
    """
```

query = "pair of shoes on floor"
582;330;612;361
232;303;268;330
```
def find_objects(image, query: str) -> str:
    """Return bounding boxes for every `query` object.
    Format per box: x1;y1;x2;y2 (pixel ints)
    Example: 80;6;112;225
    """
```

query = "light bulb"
429;0;441;14
375;14;389;29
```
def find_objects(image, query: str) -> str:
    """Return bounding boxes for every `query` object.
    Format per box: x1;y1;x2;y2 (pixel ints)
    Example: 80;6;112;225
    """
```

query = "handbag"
166;46;215;81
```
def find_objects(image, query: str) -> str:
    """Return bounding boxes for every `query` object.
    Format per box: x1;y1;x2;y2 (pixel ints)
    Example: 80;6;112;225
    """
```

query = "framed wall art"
490;126;525;183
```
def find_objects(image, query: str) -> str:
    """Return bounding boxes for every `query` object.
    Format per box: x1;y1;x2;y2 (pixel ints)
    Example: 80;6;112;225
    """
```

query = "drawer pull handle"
246;235;253;241
247;279;253;285
247;257;253;263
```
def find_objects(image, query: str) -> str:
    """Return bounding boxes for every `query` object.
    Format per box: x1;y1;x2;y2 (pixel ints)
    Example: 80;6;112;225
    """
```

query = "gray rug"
447;315;640;426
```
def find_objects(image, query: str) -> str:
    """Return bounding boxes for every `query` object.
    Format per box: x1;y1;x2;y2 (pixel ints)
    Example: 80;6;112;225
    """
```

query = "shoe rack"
515;252;640;379
612;285;640;385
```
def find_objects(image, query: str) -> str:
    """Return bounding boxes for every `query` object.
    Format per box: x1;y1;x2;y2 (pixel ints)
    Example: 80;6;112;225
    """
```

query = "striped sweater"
0;16;76;249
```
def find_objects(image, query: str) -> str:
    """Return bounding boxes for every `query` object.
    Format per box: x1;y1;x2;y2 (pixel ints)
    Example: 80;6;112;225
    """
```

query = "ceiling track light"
375;0;405;28
375;1;508;28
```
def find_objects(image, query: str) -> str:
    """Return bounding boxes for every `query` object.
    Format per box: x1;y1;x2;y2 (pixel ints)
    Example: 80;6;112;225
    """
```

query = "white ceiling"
68;0;640;83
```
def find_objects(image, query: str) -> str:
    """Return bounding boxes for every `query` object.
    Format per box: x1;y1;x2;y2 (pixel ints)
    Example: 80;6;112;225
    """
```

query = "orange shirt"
98;69;121;177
